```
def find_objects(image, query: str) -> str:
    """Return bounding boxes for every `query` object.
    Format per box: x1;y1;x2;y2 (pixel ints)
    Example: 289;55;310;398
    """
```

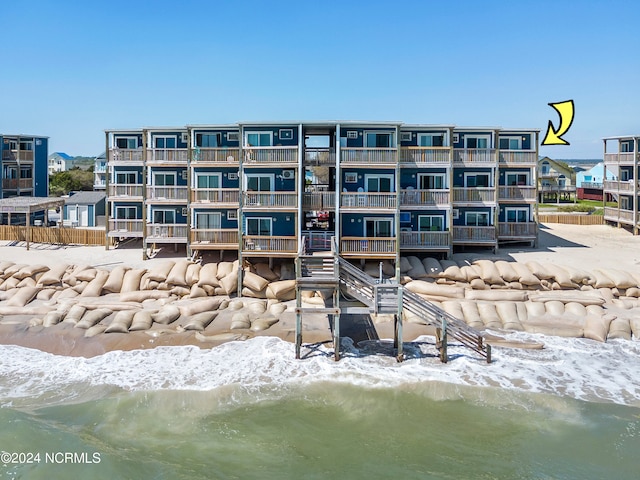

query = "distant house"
63;191;106;227
94;151;106;190
576;162;615;188
538;156;576;203
48;152;72;175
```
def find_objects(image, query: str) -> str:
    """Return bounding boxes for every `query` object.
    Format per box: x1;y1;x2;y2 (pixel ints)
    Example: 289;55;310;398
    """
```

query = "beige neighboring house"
48;152;72;175
538;156;576;203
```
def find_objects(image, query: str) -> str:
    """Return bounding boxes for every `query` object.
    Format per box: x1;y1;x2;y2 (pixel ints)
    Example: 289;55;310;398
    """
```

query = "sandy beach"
1;222;639;358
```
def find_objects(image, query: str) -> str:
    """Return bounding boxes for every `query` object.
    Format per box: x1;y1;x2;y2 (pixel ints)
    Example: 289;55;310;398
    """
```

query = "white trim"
418;214;445;232
228;171;238;180
114;136;138;149
344;172;358;183
245;217;273;236
499;135;522;150
364;130;396;148
278;128;294;140
195;172;222;189
400;132;412;142
152;135;178;149
194;211;222;229
504;207;530;223
364;173;394;192
346;131;358;139
226;132;239;142
463;172;491;187
463;134;491;149
363;217;394;237
152;208;177;224
244;131;273;147
114;170;137;184
417;133;445;147
505;171;530;186
417;172;446;189
115;206;137;220
227;210;238;220
152;171;176;186
181;132;189;144
244;173;274;191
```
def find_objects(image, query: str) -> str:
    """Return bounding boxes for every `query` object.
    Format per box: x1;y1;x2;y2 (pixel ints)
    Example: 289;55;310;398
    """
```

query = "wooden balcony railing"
242;192;297;208
146;186;188;201
11;151;34;162
604;152;638;165
498;151;537;165
341;192;396;208
243;235;297;253
539;184;576;192
191;228;238;245
304;148;336;165
400;231;450;248
399;147;451;164
2;178;33;189
243;146;298;164
146;224;188;241
453;148;496;164
453;226;496;242
109;219;144;235
603;180;636;192
399;189;449;206
340;148;397;164
604;207;636;223
191;188;240;204
497;186;536;201
498;222;537;237
452;187;496;203
192;148;240;163
108;184;143;197
340;237;396;255
146;149;188;163
109;149;143;163
303;191;336;209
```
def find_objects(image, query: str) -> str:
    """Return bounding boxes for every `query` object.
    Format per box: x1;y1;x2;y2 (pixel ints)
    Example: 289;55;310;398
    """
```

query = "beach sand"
1;223;639;357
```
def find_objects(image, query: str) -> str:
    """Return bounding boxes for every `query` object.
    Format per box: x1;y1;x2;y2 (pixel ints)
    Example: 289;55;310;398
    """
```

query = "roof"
64;191;106;205
0;196;65;213
0;134;49;139
50;152;73;160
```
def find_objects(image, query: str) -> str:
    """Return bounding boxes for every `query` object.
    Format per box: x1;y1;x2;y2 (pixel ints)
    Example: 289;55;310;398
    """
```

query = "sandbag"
243;271;269;292
269;302;287;316
245;300;267;315
74;268;98;282
254;263;279;281
102;266;130;293
119;290;172;302
147;261;175;282
607;318;631;340
230;312;251;330
405;256;427;279
511;263;541;286
464;289;527;302
495;302;518;325
460;264;482;282
61;305;86;325
185;263;201;286
76;308;112;329
398;257;412;274
104;309;136;333
170;286;191;297
630;317;640;339
477;302;502;329
84;325;108;337
80;270;109;297
129;310;154;331
36;289;57;301
523;324;584;337
241;286;267;299
0;261;15;275
197;263;219;287
250;315;279;331
469;278;487;290
564;302;587;317
583;314;614;342
381;260;395;277
37;264;69;286
166;259;191;287
121;269;146;292
17;277;37;288
544;301;565;316
439;263;467;282
190;285;208;298
5;286;40;306
14;264;48;280
544;264;575;288
421;258;442;278
599;269;637;289
405;280;464;299
152;305;181;325
561;265;593;285
525;261;553;280
441;300;464;320
218;271;238;295
177;297;225;316
525;301;546;317
460;301;483;328
528;291;605;305
216;261;234;279
183;311;218;331
495;261;520;283
42;311;64;327
266;280;296;300
592;270;616;289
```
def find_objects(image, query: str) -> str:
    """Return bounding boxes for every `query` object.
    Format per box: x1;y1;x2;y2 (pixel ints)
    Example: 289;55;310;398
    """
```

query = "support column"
105;132;110;250
333;282;340;361
26;208;30;251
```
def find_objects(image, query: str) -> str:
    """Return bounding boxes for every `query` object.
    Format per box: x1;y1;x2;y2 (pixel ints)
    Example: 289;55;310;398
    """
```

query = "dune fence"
0;225;105;246
538;214;604;225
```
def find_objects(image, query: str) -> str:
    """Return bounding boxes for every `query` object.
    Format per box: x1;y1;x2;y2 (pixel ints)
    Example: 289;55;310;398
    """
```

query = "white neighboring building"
48;152;72;175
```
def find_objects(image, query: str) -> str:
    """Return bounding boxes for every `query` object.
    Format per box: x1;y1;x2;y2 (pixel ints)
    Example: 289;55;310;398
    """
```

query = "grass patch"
557;204;596;213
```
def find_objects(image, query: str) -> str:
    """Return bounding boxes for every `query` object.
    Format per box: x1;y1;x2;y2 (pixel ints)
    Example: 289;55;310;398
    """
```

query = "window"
228;172;238;180
196;173;221;189
154;136;176;149
541;161;550;175
115;206;137;219
621;142;631;153
365;174;394;192
621;196;631;210
344;172;358;183
506;172;529;186
499;137;522;150
153;172;176;186
246;217;272;236
227;210;238;220
245;174;273;191
245;132;272;147
279;129;293;140
418;134;444;147
227;132;239;142
418;215;445;232
465;212;490;226
558;175;566;187
418;173;446;189
19;140;33;151
400;132;412;142
195;212;221;229
115;171;137;184
195;133;221;148
464;173;491;187
115;137;138;149
364;218;393;237
505;208;530;223
621;170;630;181
153;209;175;224
464;135;490;149
20;167;32;179
365;132;394;148
346;131;358;139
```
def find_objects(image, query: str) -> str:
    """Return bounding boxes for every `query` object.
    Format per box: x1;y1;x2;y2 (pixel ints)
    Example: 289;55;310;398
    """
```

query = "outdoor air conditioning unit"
282;170;295;179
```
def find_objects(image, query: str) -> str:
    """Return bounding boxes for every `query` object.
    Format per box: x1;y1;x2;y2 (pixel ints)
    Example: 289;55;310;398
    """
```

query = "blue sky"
1;0;638;158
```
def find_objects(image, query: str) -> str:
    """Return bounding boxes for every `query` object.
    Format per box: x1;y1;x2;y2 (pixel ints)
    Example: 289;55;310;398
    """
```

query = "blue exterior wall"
341;213;394;236
453;207;493;226
192;129;240;148
113;133;143;148
400;168;448;188
453;131;495;148
243;212;294;236
452;168;493;187
243;168;296;191
149;205;188;223
341;168;395;191
193;167;240;189
192;208;238;229
111;202;143;219
113;166;143;183
34;137;48;196
243;126;298;147
150;131;188;149
498;168;532;185
576;163;615;186
498;204;532;222
399;129;448;147
499;133;532;149
402;209;449;230
339;126;397;148
149;167;188;186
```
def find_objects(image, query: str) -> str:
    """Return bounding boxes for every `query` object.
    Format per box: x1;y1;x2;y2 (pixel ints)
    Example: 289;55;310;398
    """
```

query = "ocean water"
1;334;640;479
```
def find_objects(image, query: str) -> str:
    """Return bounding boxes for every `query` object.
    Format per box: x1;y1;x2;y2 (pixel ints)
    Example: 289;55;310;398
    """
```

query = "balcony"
452;226;496;243
453;148;496;165
604;207;637;224
243;146;298;164
302;230;335;251
340;192;396;209
304;148;336;166
190;229;238;249
243;235;297;254
340;148;397;164
340;237;396;257
192;148;240;164
242;192;297;208
191;188;240;205
399;189;449;207
146;148;188;164
146;224;188;243
498;151;537;165
2;178;33;190
604;152;638;165
108;149;143;164
2;151;33;162
108;184;143;198
108;219;144;237
400;231;450;249
497;186;536;201
399;147;451;164
603;180;636;192
539;184;576;193
94;164;107;173
146;186;188;202
452;187;496;203
498;222;537;238
303;191;336;210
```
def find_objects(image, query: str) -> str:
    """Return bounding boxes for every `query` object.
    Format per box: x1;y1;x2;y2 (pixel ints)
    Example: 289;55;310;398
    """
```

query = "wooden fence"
538;214;604;225
0;225;106;246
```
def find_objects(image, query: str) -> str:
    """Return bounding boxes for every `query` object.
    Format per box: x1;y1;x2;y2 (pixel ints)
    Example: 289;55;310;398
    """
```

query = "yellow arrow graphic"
542;100;575;146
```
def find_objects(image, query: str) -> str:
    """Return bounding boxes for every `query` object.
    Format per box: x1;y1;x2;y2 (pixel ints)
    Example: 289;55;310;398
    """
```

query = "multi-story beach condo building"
0;133;49;199
603;135;640;234
105;122;539;261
